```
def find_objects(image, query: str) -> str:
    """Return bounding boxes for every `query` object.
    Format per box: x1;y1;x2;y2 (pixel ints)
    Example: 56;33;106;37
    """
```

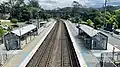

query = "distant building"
77;24;108;50
40;21;47;27
3;24;37;50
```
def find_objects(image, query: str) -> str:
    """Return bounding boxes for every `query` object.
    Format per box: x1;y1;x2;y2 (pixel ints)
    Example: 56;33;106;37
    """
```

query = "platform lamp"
77;17;81;35
37;11;40;29
19;26;22;49
36;12;40;35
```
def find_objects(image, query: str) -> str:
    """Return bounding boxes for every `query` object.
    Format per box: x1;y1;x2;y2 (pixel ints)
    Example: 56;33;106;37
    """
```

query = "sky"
0;0;120;10
38;0;120;9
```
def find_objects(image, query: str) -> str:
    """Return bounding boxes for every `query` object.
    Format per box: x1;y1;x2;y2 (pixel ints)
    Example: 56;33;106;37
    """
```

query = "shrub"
11;18;18;24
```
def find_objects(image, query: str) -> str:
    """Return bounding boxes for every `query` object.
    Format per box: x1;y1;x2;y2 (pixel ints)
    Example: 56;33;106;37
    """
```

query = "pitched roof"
80;24;99;37
11;24;37;36
40;21;47;24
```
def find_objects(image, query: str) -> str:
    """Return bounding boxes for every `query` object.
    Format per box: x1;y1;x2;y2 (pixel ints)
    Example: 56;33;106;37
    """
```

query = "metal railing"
100;52;120;67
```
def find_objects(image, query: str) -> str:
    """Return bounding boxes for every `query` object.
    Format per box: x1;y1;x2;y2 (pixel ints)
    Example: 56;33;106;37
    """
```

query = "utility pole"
104;0;107;29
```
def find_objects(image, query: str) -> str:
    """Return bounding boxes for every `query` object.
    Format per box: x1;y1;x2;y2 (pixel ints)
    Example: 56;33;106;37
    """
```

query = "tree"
72;1;82;8
28;0;40;8
108;15;118;29
115;9;120;28
27;0;41;19
72;1;82;17
0;2;11;19
21;6;31;21
29;7;40;19
71;17;82;25
86;19;94;27
0;26;5;37
93;16;102;29
4;0;25;20
11;18;18;24
9;0;18;19
105;12;111;20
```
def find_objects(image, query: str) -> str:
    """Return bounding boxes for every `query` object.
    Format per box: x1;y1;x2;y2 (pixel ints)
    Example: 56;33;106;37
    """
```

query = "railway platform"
3;20;56;67
64;20;120;67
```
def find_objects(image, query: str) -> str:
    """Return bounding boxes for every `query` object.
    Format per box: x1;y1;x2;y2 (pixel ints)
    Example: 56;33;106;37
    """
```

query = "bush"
11;18;18;24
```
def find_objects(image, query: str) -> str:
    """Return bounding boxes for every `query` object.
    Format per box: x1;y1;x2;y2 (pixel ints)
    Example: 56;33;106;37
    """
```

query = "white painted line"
19;21;56;67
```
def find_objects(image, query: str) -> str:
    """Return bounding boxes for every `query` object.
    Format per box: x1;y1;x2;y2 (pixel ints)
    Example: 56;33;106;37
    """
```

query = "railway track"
60;21;80;67
26;20;80;67
61;22;72;67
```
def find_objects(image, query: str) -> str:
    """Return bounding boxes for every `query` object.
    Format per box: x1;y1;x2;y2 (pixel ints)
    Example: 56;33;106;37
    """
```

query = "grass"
3;30;8;33
0;22;14;35
0;21;22;37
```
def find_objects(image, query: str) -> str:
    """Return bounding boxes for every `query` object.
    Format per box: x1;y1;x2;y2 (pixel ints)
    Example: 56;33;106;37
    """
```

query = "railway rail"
26;20;80;67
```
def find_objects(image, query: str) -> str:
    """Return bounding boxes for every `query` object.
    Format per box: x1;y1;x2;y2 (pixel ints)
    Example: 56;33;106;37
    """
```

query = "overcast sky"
1;0;120;10
39;0;120;10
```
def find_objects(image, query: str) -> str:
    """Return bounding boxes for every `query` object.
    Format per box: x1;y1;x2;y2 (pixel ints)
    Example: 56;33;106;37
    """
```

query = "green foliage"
52;2;120;29
93;16;102;29
0;0;119;29
86;19;94;26
71;17;82;24
0;26;5;37
115;9;120;28
11;18;18;23
0;29;4;37
0;0;41;21
105;12;111;20
72;1;82;8
28;0;40;8
108;15;118;28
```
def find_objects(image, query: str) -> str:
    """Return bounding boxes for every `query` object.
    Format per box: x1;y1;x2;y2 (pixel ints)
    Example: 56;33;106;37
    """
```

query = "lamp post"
36;12;40;35
19;4;23;21
19;26;21;49
10;0;12;19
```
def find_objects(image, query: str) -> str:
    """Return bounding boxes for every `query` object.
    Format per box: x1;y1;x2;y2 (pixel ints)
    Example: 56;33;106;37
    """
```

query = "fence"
0;51;17;67
100;51;120;67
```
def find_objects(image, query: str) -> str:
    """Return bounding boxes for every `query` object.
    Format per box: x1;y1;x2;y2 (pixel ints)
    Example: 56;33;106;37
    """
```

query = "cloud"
39;0;91;9
39;0;103;9
40;0;57;4
0;0;8;3
1;0;120;9
39;0;72;9
85;0;120;8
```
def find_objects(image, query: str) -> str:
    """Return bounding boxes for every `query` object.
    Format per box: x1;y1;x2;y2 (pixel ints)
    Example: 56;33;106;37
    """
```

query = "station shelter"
3;24;37;50
77;24;108;50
